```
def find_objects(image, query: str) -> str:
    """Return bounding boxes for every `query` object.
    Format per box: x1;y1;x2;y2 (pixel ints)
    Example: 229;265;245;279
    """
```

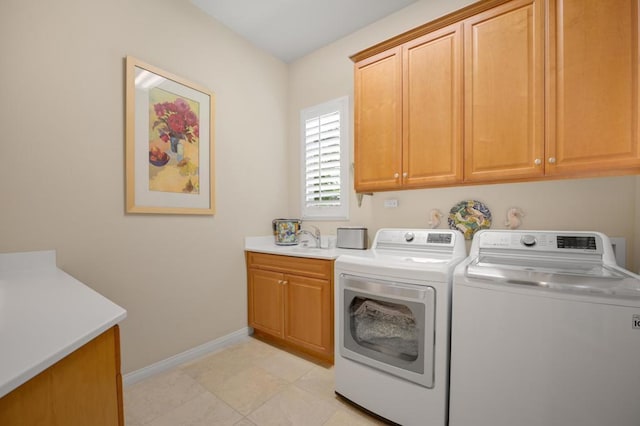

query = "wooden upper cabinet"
354;47;403;192
464;0;545;182
546;0;640;176
352;0;640;190
403;23;463;187
354;24;463;192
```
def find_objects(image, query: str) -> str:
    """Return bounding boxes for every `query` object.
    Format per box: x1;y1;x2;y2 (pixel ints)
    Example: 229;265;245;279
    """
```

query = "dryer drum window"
349;297;419;361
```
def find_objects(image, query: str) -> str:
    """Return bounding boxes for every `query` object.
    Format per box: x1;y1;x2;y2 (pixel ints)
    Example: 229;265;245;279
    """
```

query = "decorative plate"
448;200;492;240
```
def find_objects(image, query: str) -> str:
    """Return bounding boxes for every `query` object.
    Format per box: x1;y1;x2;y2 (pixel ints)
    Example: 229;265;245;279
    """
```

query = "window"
300;96;349;220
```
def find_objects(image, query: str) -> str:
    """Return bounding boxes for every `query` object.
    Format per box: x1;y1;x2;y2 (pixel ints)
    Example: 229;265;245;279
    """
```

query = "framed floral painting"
125;56;215;214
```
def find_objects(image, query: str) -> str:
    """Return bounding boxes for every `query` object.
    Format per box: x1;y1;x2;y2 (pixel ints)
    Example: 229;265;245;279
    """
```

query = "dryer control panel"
371;228;467;260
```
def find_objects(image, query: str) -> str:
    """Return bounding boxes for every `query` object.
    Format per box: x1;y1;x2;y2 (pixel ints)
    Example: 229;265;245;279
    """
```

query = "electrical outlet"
384;199;399;208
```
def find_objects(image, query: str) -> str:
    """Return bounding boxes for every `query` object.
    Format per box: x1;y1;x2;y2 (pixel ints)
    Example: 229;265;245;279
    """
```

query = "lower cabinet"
0;326;124;426
246;252;334;363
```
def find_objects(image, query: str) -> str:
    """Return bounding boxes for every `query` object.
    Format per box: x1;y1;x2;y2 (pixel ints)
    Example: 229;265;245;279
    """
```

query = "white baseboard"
123;327;251;386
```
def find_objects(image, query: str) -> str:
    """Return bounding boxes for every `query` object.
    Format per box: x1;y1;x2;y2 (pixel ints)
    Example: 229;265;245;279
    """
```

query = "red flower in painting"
174;98;190;113
167;114;185;133
185;110;197;127
152;98;199;144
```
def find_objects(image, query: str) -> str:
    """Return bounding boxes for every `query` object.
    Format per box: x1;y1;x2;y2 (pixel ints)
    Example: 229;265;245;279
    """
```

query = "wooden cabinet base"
0;326;124;426
246;252;334;365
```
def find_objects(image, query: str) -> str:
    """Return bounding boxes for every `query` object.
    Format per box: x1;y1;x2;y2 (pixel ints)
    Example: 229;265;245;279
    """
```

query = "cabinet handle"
393;173;399;179
282;280;288;285
534;158;542;166
402;172;408;178
548;157;557;164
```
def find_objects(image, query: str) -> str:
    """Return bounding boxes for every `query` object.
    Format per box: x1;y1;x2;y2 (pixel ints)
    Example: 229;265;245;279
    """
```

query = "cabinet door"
0;327;123;426
354;47;403;192
546;0;640;176
283;274;332;357
464;0;544;182
248;269;284;338
403;23;463;187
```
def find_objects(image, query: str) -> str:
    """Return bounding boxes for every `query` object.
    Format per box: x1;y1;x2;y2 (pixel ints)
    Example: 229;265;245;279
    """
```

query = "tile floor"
124;336;388;425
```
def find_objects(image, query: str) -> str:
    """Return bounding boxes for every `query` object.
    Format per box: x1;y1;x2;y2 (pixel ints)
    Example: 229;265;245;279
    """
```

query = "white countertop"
0;250;127;398
244;236;369;259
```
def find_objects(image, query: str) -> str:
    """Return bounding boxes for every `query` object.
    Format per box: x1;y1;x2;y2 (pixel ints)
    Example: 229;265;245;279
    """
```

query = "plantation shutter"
300;96;349;220
304;110;341;207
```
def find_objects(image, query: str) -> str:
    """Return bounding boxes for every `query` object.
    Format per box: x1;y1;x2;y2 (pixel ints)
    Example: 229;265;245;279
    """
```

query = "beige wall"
0;0;289;373
288;0;639;269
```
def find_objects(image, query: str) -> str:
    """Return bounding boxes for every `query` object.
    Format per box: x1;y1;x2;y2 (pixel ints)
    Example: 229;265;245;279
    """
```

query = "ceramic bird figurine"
429;209;443;229
505;207;525;229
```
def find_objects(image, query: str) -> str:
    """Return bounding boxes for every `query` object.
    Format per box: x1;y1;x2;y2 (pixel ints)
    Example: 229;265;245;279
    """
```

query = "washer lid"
466;256;640;298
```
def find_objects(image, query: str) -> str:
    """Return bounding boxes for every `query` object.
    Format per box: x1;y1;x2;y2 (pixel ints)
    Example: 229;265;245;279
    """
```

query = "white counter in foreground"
244;236;368;260
0;250;127;398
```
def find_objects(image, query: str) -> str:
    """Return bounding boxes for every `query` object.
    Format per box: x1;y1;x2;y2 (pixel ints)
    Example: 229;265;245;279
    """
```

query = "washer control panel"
556;235;597;250
477;231;603;254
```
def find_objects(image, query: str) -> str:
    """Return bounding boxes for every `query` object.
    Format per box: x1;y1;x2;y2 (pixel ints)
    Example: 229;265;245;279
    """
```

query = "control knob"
405;232;415;242
521;234;537;247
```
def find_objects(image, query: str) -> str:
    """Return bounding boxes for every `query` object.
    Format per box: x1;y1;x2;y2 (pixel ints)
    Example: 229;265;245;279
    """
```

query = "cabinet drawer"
246;252;333;279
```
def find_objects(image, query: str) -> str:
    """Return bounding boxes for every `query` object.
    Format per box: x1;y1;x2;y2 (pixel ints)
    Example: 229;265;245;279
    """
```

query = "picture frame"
125;56;215;215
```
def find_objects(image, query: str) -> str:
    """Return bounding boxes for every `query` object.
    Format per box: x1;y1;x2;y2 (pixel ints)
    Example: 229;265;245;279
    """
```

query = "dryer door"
339;274;435;388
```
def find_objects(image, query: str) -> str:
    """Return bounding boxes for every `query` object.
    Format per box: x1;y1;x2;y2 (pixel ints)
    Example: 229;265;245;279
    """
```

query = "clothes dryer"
335;229;466;426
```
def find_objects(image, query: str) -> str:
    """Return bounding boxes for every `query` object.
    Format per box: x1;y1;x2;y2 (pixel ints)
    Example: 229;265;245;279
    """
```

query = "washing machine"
449;230;640;426
335;228;466;426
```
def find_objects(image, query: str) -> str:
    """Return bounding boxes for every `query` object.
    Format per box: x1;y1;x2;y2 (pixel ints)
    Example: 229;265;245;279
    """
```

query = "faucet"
297;225;322;248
